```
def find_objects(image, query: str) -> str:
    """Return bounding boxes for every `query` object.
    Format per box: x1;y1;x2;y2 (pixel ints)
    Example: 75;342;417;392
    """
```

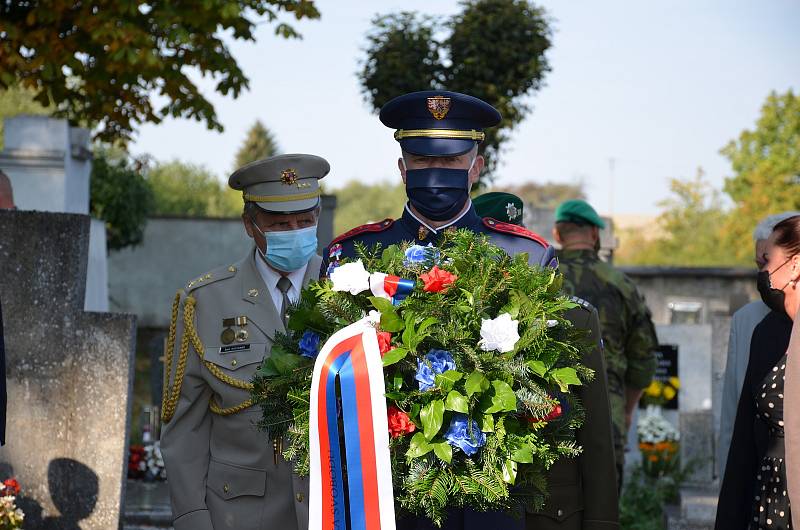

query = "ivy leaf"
502;459;518;485
479;413;495;433
420;399;445;441
482;380;518;413
444;390;469;413
392;373;404;391
259;352;305;377
432;441;453;464
551;367;582;392
435;370;463;392
368;296;405;332
382;347;408;366
510;444;534;463
527;360;547;377
406;432;433;458
465;370;490;397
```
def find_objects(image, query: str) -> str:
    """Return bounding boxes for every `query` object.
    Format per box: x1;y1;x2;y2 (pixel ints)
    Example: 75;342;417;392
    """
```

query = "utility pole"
608;157;616;216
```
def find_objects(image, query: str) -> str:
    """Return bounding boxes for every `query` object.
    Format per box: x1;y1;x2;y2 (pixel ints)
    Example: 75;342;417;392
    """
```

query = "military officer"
321;90;618;530
473;191;525;226
319;91;556;276
160;154;329;530
552;199;658;491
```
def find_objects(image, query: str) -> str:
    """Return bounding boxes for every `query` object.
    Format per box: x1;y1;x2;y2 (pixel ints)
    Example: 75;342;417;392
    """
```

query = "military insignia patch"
506;202;519;221
329;243;343;261
418;225;430;241
427;96;451;120
280;168;298;185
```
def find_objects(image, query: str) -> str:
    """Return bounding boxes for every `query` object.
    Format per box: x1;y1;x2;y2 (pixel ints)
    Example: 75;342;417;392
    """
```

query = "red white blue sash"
309;318;396;530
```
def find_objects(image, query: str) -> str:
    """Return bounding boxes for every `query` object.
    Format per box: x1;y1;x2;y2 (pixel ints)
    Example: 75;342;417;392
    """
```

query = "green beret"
554;199;606;228
473;192;524;225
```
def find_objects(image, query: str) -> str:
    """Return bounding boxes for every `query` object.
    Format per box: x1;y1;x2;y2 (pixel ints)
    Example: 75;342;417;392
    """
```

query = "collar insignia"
427;96;451;120
418;225;430;241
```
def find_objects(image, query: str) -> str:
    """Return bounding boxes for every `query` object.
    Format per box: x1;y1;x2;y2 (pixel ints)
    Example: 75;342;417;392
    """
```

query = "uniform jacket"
320;203;557;275
556;249;658;469
526;301;620;530
0;298;6;445
160;250;321;530
327;207;617;530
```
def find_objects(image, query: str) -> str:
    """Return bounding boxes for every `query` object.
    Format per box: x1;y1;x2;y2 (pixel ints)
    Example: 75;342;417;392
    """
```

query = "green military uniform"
527;298;620;529
554;201;658;486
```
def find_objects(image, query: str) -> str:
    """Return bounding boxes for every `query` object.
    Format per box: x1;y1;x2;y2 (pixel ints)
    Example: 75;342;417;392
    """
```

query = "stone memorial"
0;210;136;530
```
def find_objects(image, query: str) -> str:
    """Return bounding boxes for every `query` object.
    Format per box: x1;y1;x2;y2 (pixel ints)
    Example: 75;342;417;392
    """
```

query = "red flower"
527;402;563;424
2;478;20;496
387;406;416;438
377;332;393;357
419;266;457;293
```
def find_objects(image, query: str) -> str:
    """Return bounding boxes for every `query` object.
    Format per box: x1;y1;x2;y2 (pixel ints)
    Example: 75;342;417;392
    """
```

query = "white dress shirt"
253;249;307;312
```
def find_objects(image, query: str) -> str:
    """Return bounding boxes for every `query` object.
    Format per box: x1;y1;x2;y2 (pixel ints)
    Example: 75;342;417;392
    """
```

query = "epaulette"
329;218;395;246
185;263;239;293
568;295;595;312
482;218;549;248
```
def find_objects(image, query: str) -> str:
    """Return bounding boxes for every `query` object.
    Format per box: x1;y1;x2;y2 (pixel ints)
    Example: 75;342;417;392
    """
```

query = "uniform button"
231;359;238;367
296;493;304;502
223;484;230;493
557;509;564;517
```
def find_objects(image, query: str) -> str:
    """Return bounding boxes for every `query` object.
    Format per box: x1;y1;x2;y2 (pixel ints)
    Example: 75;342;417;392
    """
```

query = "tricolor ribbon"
309;318;396;530
369;272;416;306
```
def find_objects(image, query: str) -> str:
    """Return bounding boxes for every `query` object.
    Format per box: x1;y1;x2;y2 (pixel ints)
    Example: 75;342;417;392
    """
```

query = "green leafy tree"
148;160;241;218
491;181;585;209
90;147;153;251
0;1;320;142
358;0;553;186
234;120;280;169
721;90;800;263
333;180;407;235
0;86;49;150
615;170;736;266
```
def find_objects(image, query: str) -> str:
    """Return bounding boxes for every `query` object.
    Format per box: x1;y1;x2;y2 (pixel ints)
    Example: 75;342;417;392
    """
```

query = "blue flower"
298;331;321;358
403;244;440;267
415;349;456;391
444;414;486;456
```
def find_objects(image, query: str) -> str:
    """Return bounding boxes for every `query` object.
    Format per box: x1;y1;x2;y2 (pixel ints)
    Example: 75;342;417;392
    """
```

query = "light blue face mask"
258;225;318;272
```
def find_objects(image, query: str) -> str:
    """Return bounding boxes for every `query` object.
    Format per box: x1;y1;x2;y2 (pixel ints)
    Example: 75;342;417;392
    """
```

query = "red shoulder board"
329;218;395;246
482;218;550;248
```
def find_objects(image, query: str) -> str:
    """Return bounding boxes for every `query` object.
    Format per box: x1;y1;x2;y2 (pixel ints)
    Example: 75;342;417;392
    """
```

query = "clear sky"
130;0;800;215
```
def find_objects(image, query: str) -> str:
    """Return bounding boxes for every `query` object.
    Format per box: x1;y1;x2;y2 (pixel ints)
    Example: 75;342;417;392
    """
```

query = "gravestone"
0;210;136;529
0;115;108;312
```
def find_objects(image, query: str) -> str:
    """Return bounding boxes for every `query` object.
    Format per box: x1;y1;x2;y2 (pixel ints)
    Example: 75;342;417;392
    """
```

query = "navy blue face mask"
403;158;475;221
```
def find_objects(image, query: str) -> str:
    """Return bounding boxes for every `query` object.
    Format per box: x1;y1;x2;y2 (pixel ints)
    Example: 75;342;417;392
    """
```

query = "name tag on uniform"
219;344;250;354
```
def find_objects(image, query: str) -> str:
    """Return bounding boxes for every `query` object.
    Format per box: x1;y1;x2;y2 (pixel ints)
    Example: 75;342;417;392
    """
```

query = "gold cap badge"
427;96;451;120
280;168;298;186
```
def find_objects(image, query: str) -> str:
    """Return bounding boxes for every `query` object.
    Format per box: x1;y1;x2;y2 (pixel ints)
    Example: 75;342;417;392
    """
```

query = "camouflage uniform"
556;249;658;485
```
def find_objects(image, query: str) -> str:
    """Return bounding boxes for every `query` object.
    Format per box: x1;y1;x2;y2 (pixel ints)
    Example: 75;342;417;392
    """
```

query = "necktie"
277;276;292;326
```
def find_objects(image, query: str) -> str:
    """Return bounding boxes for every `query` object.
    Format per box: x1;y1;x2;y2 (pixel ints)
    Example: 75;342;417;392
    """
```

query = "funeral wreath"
252;229;594;525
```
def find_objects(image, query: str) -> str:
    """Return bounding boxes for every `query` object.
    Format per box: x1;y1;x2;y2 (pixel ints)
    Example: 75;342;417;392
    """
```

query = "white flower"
366;310;382;326
546;319;558;328
329;260;371;295
478;313;520;353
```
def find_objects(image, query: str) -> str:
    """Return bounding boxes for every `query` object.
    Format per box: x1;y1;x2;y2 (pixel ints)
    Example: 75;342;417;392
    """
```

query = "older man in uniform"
552;199;658;491
322;91;618;530
160;154;329;530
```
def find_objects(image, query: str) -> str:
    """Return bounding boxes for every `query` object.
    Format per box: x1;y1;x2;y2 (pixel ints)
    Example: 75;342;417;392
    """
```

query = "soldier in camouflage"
552;199;658;490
